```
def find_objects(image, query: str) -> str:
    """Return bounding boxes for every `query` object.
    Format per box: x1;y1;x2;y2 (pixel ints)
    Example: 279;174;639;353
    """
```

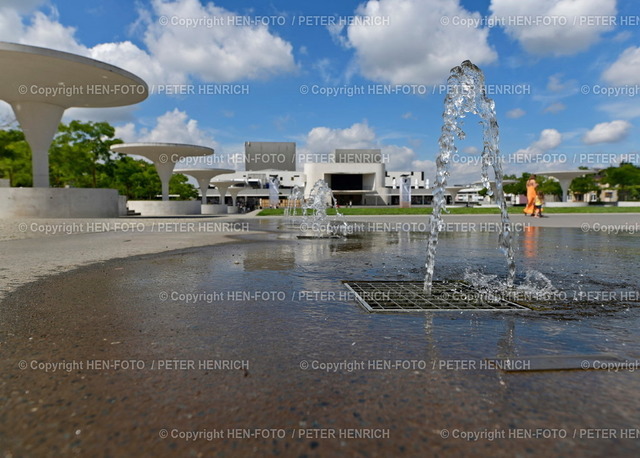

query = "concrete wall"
127;200;200;216
245;141;296;171
118;196;128;216
0;179;10;188
201;204;227;215
617;201;640;207
0;188;120;218
303;162;389;204
334;148;382;163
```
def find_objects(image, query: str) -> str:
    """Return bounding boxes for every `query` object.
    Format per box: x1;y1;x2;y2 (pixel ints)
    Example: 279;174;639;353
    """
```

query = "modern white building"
196;143;435;209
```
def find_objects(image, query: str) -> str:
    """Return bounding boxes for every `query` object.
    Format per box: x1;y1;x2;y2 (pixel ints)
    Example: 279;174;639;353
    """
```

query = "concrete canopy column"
537;171;597;203
11;101;65;188
0;42;148;191
110;143;213;201
228;186;243;207
175;168;234;204
215;183;230;205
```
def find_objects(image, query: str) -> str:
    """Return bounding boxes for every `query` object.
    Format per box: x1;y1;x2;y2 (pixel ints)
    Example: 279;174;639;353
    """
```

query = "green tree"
503;173;526;196
602;162;640;201
170;173;199;200
537;176;562;199
569;174;599;195
49;120;123;188
0;129;32;187
109;156;197;200
502;172;562;199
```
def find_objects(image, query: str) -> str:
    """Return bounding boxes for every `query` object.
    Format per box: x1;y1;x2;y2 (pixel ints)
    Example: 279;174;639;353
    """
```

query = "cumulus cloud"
532;128;562;151
300;121;428;171
544;103;566;114
546;73;577;93
113;108;238;169
343;0;496;84
506;108;525;119
582;120;631;145
0;0;296;86
598;101;640;120
116;108;217;147
144;0;296;83
304;122;376;154
490;0;616;56
602;46;640;86
510;128;562;160
500;128;564;175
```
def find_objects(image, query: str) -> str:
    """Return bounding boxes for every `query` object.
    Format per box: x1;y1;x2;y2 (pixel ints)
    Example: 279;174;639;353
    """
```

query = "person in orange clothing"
523;174;538;216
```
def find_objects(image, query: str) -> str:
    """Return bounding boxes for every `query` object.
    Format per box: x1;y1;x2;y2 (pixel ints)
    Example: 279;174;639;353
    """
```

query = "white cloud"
544;102;566;114
144;0;296;83
116;108;217;147
602;46;640;85
0;0;45;13
304;122;376;154
582;120;631;144
19;11;87;54
490;0;616;56
506;108;525;119
510;128;562;160
598;101;640;120
500;128;564;175
612;30;632;43
90;41;181;87
547;73;576;92
0;0;296;87
343;0;497;84
300;121;428;171
532;128;562;151
114;109;239;169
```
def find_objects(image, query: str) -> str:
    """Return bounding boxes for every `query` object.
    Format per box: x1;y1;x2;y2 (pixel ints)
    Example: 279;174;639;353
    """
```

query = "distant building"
244;141;296;172
200;144;436;208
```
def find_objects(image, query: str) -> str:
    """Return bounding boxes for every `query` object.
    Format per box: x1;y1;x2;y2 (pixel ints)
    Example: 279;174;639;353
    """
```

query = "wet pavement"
1;221;640;456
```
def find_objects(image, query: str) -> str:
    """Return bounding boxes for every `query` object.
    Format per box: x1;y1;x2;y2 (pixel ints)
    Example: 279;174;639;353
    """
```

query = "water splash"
284;185;303;221
424;60;515;293
301;179;348;238
463;269;560;304
268;177;280;208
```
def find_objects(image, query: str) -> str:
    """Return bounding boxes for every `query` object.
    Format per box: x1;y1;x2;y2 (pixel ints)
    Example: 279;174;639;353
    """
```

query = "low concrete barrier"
201;204;227;215
127;200;200;216
617;201;640;207
0;188;119;218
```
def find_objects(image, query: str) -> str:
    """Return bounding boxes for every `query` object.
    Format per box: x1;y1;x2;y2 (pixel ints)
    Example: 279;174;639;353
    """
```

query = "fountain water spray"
424;60;515;293
284;185;303;220
268;177;280;208
301;179;348;238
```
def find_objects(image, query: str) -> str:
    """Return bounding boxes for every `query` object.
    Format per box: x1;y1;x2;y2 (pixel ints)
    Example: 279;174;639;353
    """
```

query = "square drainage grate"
343;280;531;313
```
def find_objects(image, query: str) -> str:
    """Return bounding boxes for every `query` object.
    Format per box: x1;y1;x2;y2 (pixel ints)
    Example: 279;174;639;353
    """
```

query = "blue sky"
1;0;639;184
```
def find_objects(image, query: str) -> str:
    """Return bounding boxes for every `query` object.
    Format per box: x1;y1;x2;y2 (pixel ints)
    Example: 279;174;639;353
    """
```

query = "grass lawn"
257;206;640;216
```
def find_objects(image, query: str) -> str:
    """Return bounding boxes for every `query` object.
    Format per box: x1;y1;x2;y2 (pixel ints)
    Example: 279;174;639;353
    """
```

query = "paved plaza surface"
1;212;639;456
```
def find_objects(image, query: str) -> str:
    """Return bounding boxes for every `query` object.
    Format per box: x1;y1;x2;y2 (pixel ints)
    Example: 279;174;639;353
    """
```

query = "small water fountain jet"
299;179;348;238
268;177;280;208
284;185;304;221
424;60;515;293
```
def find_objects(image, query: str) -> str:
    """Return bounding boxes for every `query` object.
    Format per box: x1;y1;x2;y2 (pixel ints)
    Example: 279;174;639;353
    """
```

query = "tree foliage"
503;172;562;198
0;129;32;186
569;174;599;195
601;162;640;201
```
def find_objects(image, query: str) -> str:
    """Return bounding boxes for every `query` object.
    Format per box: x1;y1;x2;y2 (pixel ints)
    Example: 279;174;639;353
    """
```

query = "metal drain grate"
343;281;531;313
